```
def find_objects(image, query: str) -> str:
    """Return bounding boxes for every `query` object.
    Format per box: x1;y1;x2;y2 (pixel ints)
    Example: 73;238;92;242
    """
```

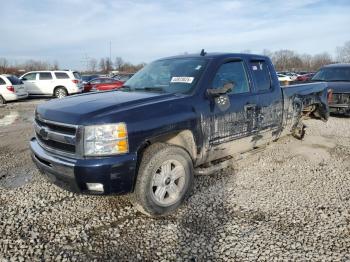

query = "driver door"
205;59;259;162
21;73;38;94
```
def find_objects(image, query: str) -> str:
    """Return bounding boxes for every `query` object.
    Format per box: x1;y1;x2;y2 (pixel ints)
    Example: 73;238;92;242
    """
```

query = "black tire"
0;95;5;105
131;143;194;217
54;87;68;98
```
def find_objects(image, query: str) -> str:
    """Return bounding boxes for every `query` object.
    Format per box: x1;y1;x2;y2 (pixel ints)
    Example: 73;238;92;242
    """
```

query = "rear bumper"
2;92;28;101
30;137;138;194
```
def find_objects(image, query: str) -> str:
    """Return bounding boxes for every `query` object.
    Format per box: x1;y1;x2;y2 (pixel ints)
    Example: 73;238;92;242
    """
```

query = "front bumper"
329;104;350;115
30;137;138;194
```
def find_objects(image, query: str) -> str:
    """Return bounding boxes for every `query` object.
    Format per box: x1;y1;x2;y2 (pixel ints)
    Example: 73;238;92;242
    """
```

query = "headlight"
84;123;129;156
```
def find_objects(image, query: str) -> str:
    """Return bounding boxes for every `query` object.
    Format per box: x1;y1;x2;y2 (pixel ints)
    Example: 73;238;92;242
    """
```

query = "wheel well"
138;130;197;162
302;103;328;121
53;86;67;96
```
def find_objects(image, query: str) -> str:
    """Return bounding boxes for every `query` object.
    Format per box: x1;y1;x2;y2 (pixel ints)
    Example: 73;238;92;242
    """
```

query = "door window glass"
212;61;249;94
39;72;53;80
22;73;37;81
250;60;271;91
54;72;69;79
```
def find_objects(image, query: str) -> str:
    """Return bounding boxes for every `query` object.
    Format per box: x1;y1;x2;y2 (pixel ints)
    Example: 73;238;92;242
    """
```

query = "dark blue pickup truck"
311;63;350;115
30;52;330;216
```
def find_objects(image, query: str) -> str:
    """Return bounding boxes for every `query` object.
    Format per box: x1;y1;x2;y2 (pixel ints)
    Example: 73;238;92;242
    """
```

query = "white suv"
0;74;28;104
20;70;83;98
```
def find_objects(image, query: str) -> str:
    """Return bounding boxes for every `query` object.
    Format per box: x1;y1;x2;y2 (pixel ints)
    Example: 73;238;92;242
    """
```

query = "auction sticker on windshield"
171;77;194;84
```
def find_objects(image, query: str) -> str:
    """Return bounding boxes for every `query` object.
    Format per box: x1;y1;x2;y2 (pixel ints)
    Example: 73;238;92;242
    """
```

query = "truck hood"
36;91;180;125
326;82;350;93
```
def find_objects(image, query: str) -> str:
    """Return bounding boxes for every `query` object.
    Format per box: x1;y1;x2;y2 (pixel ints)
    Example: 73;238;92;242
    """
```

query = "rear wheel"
54;87;67;99
0;95;5;105
131;143;194;217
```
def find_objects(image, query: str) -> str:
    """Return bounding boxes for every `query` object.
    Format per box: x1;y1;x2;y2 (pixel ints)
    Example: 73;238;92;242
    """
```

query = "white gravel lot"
0;100;349;261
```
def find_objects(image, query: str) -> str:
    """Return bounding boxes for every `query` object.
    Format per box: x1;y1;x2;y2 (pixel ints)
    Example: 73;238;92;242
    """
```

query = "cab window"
250;60;271;91
212;61;250;94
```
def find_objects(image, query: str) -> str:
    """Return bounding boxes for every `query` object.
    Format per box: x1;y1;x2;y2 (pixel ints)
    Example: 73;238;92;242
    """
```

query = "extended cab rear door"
248;59;283;146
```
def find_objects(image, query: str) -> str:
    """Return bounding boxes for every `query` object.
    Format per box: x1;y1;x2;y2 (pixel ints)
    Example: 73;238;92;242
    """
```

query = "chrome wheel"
55;88;67;99
151;159;186;207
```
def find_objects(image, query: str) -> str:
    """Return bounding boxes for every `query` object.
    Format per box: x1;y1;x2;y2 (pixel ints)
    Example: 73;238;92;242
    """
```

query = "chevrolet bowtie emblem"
40;127;49;140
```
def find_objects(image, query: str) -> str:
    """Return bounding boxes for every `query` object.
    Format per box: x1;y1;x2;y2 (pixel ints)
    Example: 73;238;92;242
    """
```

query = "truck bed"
281;82;329;135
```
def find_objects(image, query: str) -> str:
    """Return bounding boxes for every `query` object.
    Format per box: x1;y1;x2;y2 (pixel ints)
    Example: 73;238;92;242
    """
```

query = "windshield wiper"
328;80;350;82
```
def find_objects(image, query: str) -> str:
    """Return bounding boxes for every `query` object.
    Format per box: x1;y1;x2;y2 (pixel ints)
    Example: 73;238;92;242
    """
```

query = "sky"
0;0;350;70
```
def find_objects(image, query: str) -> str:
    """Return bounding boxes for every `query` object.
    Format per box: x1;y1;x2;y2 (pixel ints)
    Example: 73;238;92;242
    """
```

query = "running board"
194;145;268;176
194;157;234;176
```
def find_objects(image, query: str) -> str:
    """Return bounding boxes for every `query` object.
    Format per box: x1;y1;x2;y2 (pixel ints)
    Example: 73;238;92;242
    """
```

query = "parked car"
20;70;83;98
279;72;299;80
112;73;134;82
277;74;293;82
297;73;315;82
30;52;329;217
312;63;350;115
83;77;124;92
0;74;28;104
81;74;100;84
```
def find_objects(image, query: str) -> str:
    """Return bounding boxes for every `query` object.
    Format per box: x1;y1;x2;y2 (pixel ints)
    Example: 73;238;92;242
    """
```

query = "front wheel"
131;143;194;217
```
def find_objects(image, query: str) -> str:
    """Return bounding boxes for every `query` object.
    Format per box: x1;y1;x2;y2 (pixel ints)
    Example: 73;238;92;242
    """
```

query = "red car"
84;77;123;92
296;73;315;82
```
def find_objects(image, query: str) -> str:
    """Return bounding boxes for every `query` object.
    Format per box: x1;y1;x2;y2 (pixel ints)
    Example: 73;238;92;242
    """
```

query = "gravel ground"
0;99;350;261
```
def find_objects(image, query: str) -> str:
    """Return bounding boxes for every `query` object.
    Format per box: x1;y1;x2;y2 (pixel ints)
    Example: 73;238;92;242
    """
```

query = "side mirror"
21;77;27;81
207;82;234;97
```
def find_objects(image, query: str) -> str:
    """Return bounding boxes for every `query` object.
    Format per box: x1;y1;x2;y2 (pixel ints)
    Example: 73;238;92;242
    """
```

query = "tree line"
0;41;349;75
86;57;146;74
257;41;350;72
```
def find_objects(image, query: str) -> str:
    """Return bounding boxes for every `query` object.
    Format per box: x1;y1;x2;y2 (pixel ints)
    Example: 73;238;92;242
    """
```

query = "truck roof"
323;63;350;68
158;52;269;61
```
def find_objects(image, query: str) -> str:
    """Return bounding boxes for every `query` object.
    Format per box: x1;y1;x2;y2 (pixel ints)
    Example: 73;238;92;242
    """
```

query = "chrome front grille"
34;116;78;156
331;93;350;105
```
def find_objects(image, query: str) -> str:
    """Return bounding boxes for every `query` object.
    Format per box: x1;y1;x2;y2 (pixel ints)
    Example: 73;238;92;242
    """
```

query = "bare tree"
336;41;350;63
300;54;313;72
114;57;124;71
52;60;59;70
105;57;113;73
272;50;296;71
311;52;333;71
262;49;273;58
88;58;97;73
0;58;9;73
99;58;106;73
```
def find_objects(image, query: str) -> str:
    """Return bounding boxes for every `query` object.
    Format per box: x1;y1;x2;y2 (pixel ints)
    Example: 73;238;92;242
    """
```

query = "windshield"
312;67;350;82
123;58;207;94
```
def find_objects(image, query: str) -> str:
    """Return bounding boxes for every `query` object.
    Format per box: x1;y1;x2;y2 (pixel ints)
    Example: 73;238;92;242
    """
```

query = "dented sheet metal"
197;82;329;164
